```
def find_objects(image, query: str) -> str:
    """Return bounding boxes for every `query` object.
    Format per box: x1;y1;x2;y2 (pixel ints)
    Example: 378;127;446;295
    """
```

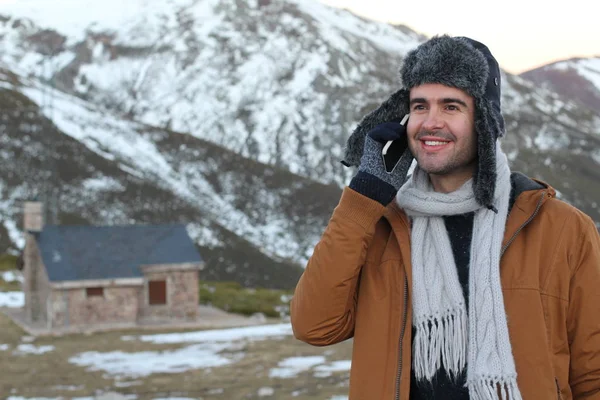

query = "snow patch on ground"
2;271;23;283
71;324;293;378
125;322;292;344
70;343;234;377
269;355;351;379
313;360;352;377
7;396;128;400
257;387;275;397
0;291;24;307
269;355;326;378
153;398;196;400
14;344;55;355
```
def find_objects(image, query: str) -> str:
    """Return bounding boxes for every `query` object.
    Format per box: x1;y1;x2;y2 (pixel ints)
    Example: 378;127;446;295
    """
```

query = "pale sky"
321;0;599;74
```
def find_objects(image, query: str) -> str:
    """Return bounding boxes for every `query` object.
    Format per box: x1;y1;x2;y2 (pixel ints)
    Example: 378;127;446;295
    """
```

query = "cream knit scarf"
396;143;522;400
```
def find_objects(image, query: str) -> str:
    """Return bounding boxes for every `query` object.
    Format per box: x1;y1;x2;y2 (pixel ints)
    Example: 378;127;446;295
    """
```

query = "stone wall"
139;268;199;322
48;289;67;328
48;286;139;328
27;261;200;329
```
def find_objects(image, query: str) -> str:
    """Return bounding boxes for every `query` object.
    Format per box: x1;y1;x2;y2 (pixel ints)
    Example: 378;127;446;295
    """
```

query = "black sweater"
409;212;475;400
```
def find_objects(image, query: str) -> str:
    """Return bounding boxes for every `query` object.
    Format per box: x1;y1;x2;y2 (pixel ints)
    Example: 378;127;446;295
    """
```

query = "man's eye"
412;105;425;111
446;105;458;111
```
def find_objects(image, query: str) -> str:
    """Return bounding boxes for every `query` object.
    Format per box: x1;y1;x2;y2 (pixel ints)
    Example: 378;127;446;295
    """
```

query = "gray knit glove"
349;121;414;205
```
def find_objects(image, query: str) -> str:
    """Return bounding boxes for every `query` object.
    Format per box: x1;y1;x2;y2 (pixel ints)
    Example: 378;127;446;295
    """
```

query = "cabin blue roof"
35;224;202;282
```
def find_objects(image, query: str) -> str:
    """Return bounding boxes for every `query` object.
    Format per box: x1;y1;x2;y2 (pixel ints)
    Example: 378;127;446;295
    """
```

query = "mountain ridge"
520;56;600;115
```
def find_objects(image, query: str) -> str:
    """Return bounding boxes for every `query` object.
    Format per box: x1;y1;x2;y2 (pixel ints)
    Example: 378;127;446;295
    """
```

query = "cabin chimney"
23;201;43;232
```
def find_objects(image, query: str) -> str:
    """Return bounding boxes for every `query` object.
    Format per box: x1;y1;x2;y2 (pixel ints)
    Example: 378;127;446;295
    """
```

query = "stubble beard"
410;131;477;176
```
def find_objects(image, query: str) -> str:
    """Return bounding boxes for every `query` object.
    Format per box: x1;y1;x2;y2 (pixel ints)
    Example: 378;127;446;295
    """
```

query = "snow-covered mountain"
521;57;600;114
0;69;344;289
0;0;599;289
0;0;426;185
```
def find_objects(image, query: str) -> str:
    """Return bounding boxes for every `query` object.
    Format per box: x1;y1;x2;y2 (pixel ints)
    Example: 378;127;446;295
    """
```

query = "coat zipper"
555;378;563;400
391;190;546;400
394;269;409;400
501;191;547;257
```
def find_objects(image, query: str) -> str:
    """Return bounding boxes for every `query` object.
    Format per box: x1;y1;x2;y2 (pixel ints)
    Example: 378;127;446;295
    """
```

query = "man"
290;35;600;400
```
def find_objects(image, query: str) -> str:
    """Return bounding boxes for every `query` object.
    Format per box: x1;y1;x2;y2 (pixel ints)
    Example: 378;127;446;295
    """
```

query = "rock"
257;387;275;397
250;312;267;323
95;392;129;400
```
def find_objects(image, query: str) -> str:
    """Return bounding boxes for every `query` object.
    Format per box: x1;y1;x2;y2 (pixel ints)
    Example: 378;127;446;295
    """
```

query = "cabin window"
148;280;167;305
86;287;104;297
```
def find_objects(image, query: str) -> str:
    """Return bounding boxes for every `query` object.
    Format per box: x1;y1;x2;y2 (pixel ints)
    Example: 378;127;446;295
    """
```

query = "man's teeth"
424;140;448;146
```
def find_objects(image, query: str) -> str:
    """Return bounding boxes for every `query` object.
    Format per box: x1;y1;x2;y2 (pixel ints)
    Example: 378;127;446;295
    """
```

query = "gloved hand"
349;120;414;205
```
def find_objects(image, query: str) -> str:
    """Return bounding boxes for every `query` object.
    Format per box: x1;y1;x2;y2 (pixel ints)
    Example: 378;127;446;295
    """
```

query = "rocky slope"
0;70;342;289
521;57;600;114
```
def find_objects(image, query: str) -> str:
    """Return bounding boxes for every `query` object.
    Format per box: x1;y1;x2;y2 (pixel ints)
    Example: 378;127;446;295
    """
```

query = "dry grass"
0;312;353;399
0;254;18;272
0;257;21;291
0;279;20;291
200;281;293;318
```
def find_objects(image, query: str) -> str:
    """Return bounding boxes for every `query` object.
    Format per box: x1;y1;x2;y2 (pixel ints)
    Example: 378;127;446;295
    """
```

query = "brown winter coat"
291;173;600;399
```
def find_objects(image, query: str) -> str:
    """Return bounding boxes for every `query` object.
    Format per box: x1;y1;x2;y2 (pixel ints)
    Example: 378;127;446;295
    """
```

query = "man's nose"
421;109;444;131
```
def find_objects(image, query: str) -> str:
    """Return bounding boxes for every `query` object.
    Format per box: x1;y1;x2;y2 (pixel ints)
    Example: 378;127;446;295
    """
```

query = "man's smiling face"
407;83;478;182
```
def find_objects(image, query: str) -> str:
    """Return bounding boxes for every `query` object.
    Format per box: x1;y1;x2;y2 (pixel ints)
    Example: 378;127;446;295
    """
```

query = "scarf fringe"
413;308;467;381
400;144;522;398
470;377;523;400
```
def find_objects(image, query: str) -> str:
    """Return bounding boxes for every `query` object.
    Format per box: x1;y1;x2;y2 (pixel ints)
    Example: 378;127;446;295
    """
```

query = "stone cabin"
21;201;204;330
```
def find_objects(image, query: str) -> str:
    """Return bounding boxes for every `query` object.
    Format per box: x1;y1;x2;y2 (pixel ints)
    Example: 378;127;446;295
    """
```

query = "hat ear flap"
474;97;502;206
342;89;410;167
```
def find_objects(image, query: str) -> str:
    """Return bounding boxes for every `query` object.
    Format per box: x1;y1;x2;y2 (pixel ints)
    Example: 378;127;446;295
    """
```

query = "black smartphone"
382;114;409;173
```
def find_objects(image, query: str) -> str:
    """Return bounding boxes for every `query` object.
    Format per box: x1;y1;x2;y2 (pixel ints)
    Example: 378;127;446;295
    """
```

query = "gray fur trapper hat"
341;35;505;208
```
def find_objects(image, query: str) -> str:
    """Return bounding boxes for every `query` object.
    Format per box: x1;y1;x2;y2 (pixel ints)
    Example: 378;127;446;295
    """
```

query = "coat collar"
503;173;554;250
